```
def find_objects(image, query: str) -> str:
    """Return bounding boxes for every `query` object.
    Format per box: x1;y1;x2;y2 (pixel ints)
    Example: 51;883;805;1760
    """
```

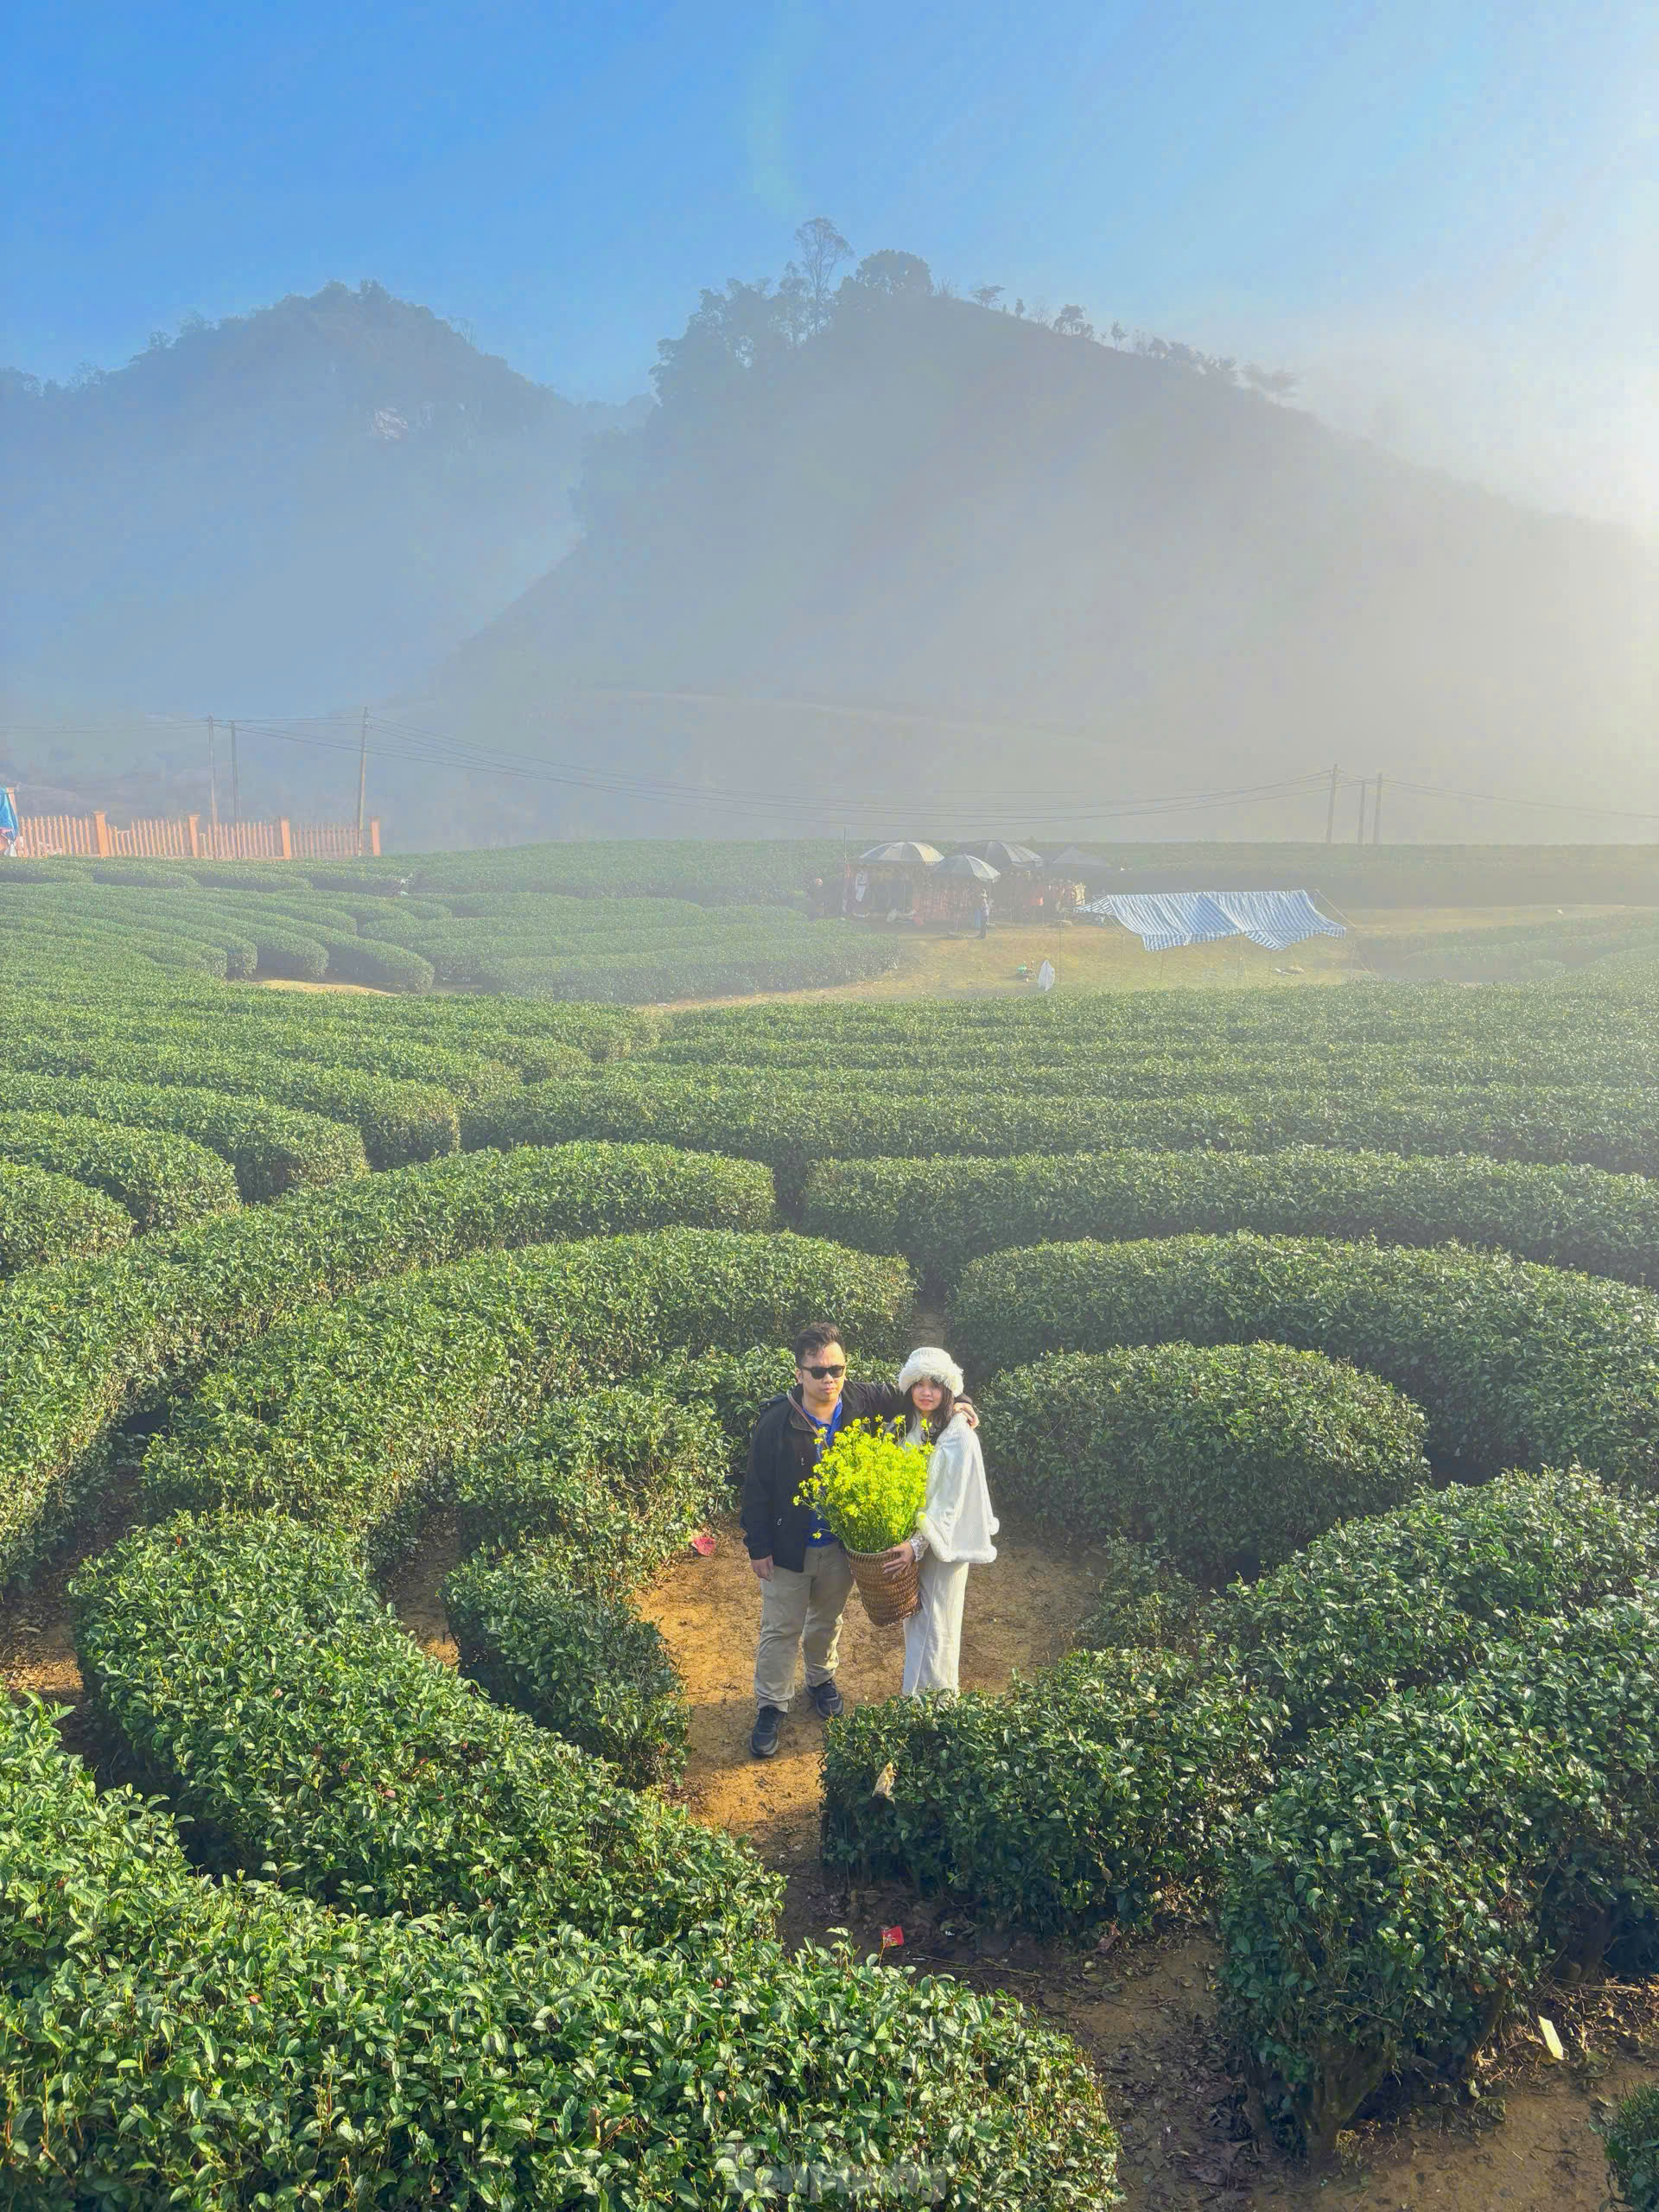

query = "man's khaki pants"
753;1542;854;1711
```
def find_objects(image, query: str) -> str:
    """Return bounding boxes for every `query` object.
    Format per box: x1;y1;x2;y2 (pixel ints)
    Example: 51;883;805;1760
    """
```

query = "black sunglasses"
802;1362;846;1381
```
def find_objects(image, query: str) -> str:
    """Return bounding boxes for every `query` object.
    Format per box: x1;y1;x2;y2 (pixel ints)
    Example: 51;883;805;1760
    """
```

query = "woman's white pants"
902;1555;971;1697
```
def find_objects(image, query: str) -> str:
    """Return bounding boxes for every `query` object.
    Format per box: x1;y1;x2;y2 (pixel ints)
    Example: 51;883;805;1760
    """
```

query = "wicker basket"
847;1543;920;1627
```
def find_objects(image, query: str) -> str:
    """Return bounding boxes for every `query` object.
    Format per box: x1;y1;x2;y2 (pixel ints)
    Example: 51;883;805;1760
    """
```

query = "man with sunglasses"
741;1319;974;1759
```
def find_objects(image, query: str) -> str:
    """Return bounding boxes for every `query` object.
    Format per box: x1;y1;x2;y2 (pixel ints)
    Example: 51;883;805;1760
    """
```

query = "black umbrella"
961;839;1043;871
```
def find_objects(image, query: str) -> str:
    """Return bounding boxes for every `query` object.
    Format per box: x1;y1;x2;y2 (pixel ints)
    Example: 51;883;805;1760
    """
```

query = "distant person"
741;1320;976;1759
976;891;990;939
879;1347;998;1697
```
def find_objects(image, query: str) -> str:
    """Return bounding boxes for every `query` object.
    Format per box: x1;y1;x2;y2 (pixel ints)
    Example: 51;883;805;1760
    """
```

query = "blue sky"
4;1;1653;523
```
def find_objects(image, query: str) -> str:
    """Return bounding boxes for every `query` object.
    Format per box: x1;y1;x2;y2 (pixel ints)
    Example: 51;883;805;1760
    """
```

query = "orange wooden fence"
3;796;379;862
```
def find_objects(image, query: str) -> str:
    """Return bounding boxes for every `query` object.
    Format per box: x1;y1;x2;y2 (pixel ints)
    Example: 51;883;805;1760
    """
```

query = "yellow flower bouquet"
796;1418;928;1625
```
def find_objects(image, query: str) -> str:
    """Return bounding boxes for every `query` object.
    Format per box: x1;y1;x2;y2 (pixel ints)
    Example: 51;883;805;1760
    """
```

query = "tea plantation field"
3;855;1658;2205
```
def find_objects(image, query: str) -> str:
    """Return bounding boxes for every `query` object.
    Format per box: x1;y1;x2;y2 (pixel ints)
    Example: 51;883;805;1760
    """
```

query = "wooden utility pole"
1372;773;1382;846
1356;778;1368;845
1325;763;1340;844
355;708;369;857
207;716;219;849
229;721;239;827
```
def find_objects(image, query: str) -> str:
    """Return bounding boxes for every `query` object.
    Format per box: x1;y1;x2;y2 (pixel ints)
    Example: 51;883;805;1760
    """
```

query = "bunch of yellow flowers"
796;1417;929;1555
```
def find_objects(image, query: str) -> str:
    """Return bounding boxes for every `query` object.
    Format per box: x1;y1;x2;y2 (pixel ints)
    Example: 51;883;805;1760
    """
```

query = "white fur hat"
896;1344;964;1398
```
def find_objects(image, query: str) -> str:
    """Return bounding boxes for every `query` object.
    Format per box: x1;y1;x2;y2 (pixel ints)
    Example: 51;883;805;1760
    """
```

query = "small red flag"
880;1924;905;1951
690;1530;716;1557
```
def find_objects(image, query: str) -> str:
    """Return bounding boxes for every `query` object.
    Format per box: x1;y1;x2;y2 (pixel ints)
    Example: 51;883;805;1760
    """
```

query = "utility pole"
1356;778;1369;846
207;716;219;851
1325;763;1340;845
1372;772;1382;847
355;708;369;857
229;721;239;827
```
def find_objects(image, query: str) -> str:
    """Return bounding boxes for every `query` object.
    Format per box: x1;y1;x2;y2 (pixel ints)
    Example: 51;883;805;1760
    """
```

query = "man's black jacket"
741;1380;910;1572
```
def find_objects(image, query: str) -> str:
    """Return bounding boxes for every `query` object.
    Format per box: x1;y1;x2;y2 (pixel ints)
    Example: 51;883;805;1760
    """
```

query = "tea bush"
3;1031;463;1166
1605;2087;1659;2212
0;1160;131;1276
0;1109;238;1231
1072;1536;1204;1653
0;1067;368;1196
1219;1588;1659;2162
953;1234;1659;1493
468;1070;1659;1209
450;1383;727;1558
1217;1467;1659;1738
140;1228;912;1561
0;1141;774;1589
821;1649;1280;1935
73;1511;775;1949
979;1343;1428;1577
804;1144;1659;1286
446;1547;690;1785
655;1339;801;1475
0;1697;1122;2211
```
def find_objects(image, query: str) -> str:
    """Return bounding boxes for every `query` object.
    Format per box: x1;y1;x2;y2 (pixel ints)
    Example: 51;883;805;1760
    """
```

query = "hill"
1;282;638;725
402;261;1656;846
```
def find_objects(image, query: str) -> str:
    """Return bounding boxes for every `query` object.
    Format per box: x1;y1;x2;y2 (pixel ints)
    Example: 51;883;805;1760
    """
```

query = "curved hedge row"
447;1545;691;1786
1217;1466;1659;1738
1219;1589;1659;2162
5;1033;464;1167
979;1344;1428;1578
0;1069;367;1198
822;1473;1659;1954
0;1699;1120;2210
1606;2088;1659;2212
953;1234;1659;1493
73;1511;769;1951
0;1160;132;1276
140;1228;913;1561
823;1648;1280;1936
450;1382;728;1560
0;1109;238;1232
467;1071;1659;1209
804;1144;1659;1286
0;1141;776;1590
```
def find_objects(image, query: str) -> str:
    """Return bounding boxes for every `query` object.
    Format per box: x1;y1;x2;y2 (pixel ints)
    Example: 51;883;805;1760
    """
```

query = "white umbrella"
858;842;943;868
963;840;1043;871
937;852;1001;881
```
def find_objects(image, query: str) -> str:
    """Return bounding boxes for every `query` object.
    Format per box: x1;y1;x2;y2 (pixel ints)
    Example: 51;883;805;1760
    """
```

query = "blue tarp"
1081;888;1344;952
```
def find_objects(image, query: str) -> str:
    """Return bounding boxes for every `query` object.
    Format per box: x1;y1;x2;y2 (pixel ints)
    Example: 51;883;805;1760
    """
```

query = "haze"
2;0;1654;842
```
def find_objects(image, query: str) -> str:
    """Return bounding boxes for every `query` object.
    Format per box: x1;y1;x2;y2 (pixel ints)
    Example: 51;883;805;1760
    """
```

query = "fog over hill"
4;258;1654;847
1;281;640;721
402;254;1656;844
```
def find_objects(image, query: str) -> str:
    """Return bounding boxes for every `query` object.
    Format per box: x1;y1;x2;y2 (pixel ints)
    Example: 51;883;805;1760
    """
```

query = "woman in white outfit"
885;1346;999;1697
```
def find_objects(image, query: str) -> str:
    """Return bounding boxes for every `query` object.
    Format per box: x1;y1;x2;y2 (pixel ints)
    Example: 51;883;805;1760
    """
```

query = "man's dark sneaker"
751;1705;785;1758
810;1679;845;1720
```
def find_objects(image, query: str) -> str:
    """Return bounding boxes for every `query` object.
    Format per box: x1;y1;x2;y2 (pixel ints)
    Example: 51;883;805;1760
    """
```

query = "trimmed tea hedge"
140;1228;913;1560
979;1344;1428;1577
1219;1589;1659;2161
953;1234;1659;1494
73;1511;774;1950
0;1070;367;1198
451;1383;727;1559
0;1698;1120;2212
3;1033;463;1166
1217;1467;1659;1738
0;1141;775;1590
447;1548;690;1786
822;1649;1279;1936
0;1109;238;1232
804;1144;1659;1287
467;1071;1659;1210
1606;2087;1659;2212
0;1161;131;1276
